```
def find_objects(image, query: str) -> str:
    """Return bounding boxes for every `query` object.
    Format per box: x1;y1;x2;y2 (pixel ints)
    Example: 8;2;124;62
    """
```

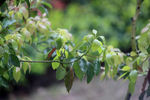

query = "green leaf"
0;46;4;58
0;76;9;88
52;56;59;70
87;62;94;83
100;72;105;80
118;72;128;80
64;68;74;93
25;0;30;8
3;19;16;28
56;66;66;80
2;52;9;65
130;51;137;57
94;60;101;75
13;67;21;82
98;36;105;45
22;62;28;74
56;37;63;49
128;81;136;95
0;37;4;45
91;39;102;52
3;72;9;80
129;70;138;83
147;46;150;54
41;1;52;9
9;54;20;67
79;59;87;73
122;66;131;71
104;62;109;77
83;34;94;42
73;62;84;80
15;0;20;6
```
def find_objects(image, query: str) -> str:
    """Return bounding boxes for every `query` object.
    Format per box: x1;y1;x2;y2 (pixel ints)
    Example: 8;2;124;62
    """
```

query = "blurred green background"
49;0;150;52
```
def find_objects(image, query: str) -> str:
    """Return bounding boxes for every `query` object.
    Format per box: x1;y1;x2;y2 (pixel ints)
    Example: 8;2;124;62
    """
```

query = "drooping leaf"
25;0;30;9
87;62;94;83
52;56;59;70
104;61;109;77
94;60;101;75
15;0;20;6
0;76;9;88
0;46;4;58
56;37;63;49
129;70;138;83
9;54;20;67
13;67;21;82
128;81;136;95
56;66;66;80
64;68;74;93
73;62;84;80
22;62;28;74
79;59;87;73
91;39;102;52
2;52;9;65
100;72;105;80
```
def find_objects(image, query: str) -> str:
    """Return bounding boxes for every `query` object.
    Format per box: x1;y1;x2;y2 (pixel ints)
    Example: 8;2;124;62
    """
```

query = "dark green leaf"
56;66;66;80
79;59;87;73
0;46;4;58
64;68;74;93
0;67;6;75
0;76;9;88
94;60;101;75
2;52;9;65
9;54;20;67
73;62;84;80
41;1;52;9
147;46;150;54
87;62;94;83
56;38;63;49
25;0;30;8
15;0;20;6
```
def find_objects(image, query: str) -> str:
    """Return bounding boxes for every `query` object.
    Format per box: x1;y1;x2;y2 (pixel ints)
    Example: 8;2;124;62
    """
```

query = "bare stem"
131;0;144;51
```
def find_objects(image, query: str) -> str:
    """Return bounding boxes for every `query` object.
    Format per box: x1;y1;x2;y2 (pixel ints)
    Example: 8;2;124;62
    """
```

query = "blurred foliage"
49;0;150;52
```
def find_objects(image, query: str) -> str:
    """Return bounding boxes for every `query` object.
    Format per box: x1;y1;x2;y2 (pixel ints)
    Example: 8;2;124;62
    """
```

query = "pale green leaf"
13;67;21;82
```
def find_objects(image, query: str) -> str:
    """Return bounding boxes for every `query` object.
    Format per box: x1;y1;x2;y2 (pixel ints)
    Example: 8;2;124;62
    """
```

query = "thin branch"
131;0;144;51
20;45;91;64
141;68;150;92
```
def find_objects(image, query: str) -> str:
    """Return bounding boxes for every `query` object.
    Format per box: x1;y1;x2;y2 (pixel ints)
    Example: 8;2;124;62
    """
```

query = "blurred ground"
8;76;150;100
